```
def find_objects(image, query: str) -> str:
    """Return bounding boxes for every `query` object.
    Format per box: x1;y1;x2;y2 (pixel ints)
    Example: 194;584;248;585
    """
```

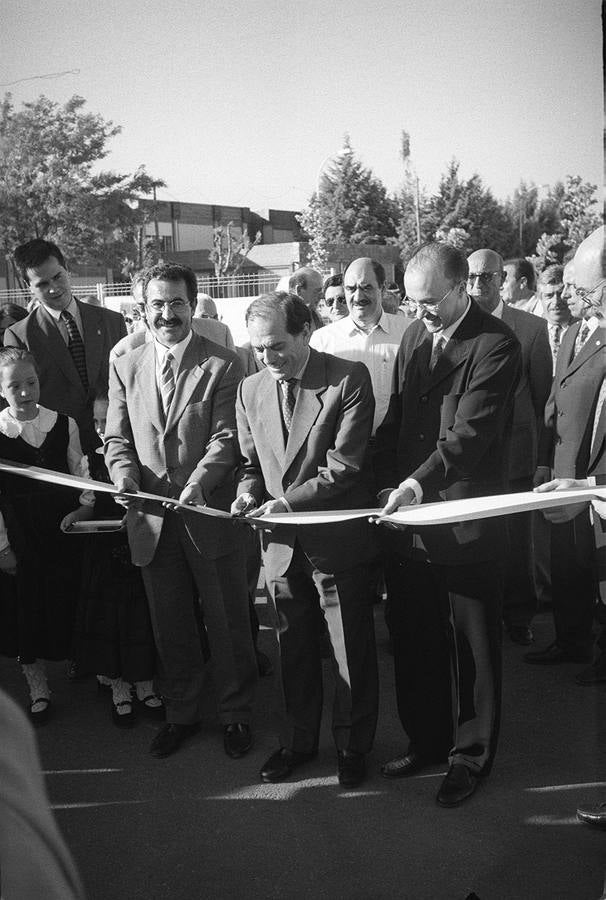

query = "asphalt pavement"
1;601;605;900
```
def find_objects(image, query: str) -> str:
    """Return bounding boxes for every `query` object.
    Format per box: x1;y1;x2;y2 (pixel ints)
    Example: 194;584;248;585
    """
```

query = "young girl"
0;348;94;723
70;394;162;727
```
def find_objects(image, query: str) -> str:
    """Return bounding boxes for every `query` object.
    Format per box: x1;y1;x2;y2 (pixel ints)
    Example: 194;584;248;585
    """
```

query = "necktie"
430;336;445;372
60;309;88;389
280;379;296;431
160;352;175;416
550;324;561;370
574;321;590;357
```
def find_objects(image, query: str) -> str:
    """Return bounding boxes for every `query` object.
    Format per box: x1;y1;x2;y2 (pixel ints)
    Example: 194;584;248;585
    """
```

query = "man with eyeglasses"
104;263;257;760
467;248;552;647
528;226;606;670
375;242;521;806
320;273;348;323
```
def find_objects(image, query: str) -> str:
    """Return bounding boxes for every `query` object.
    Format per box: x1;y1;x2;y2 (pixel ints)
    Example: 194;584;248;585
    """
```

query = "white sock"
135;680;162;707
21;660;50;705
109;678;132;713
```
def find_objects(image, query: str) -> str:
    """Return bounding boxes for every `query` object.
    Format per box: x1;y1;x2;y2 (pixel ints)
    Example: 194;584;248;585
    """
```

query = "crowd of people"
0;229;603;829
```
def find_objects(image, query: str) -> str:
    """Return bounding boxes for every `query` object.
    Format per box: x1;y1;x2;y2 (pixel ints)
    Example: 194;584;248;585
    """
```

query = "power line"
0;69;80;87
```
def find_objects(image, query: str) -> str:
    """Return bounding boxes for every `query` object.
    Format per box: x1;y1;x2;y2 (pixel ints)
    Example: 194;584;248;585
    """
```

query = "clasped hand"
534;477;590;523
369;487;416;530
230;494;287;530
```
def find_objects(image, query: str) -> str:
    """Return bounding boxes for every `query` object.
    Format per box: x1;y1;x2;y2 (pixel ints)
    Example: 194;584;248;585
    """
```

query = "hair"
537;264;564;288
245;291;311;335
0;346;39;375
141;263;198;308
503;257;536;291
406;242;469;283
323;273;343;293
0;303;28;324
13;239;67;284
344;258;387;288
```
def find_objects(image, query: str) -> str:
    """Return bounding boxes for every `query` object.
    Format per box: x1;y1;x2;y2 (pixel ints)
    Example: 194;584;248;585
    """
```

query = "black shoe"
260;747;317;783
524;642;592;665
29;698;51;726
112;700;135;729
436;764;478;807
256;650;273;678
575;659;606;685
224;723;253;758
149;723;199;758
381;749;434;779
337;750;366;788
507;625;534;646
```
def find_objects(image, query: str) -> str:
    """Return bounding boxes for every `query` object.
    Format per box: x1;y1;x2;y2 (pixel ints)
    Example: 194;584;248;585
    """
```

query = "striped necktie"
574;321;590;357
430;336;445;371
549;324;561;369
280;379;296;431
160;352;175;416
60;309;88;389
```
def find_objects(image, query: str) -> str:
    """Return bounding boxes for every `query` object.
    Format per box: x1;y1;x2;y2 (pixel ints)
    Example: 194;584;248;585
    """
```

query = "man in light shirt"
375;242;521;806
501;257;541;315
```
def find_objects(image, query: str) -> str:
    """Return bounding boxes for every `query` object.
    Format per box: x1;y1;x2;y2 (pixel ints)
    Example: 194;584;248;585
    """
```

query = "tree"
209;222;262;279
297;136;397;258
0;93;165;275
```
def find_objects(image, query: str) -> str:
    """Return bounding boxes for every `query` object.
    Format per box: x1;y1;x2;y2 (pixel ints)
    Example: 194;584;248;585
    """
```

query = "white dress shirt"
0;405;94;551
310;311;410;434
153;330;193;388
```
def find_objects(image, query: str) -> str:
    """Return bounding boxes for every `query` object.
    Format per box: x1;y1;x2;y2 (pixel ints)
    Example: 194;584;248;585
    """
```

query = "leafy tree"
0;93;165;275
209;222;262;278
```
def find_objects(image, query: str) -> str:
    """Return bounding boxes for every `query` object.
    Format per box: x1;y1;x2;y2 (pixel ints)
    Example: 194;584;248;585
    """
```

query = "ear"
519;276;528;289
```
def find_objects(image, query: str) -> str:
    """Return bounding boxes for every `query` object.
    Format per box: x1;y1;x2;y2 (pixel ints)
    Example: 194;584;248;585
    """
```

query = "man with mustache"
536;265;575;372
104;263;257;759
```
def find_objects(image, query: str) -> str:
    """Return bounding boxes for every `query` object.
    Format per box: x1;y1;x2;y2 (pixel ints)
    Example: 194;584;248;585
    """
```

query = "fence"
0;271;283;308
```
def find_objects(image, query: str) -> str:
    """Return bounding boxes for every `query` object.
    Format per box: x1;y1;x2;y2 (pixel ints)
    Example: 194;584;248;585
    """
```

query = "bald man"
467;249;552;645
289;267;324;330
528;226;606;667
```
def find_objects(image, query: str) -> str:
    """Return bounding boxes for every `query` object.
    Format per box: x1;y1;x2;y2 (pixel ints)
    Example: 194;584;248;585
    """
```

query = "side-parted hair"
537;264;564;288
13;239;67;284
141;263;198;308
503;257;536;291
406;242;468;283
323;273;343;292
0;346;39;374
344;258;387;288
245;292;311;335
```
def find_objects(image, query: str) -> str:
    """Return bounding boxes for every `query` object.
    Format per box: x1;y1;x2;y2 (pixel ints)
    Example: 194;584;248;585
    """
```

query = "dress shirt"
490;299;505;320
310;311;409;434
398;299;471;504
153;330;193;388
0;405;94;551
43;297;83;346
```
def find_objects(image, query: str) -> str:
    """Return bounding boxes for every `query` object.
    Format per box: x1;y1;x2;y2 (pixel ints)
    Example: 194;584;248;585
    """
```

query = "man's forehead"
147;278;187;296
468;251;500;272
27;257;65;281
345;261;377;284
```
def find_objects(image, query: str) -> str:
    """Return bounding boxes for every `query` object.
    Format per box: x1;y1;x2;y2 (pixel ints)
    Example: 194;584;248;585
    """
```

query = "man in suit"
375;242;521;806
536;265;575;371
467;248;552;645
232;292;378;788
104;263;257;759
526;226;606;667
5;239;127;453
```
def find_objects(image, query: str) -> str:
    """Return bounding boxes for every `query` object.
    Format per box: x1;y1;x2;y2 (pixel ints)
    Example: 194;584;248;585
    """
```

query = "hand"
231;493;258;516
0;547;17;576
532;466;552;488
245;498;287;531
178;483;205;508
534;477;586;493
114;476;142;510
591;497;606;521
60;505;95;533
370;487;416;530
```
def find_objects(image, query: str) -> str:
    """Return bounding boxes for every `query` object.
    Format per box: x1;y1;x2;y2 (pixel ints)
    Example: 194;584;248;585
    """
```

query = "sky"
1;0;603;214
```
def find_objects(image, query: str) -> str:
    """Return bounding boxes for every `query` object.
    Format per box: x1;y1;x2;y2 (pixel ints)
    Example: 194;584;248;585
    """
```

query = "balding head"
195;294;218;319
572;226;606;318
466;249;504;314
289;267;323;309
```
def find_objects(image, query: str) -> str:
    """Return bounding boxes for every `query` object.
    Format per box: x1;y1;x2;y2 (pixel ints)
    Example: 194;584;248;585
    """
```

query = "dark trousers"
386;555;503;775
503;477;537;629
551;511;597;655
266;542;378;755
141;512;257;725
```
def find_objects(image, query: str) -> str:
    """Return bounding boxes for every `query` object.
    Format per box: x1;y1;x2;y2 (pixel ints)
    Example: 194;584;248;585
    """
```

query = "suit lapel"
164;335;208;434
37;305;84;390
562;324;604;379
421;303;483;391
133;343;164;434
79;301;102;390
258;374;286;465
283;350;326;472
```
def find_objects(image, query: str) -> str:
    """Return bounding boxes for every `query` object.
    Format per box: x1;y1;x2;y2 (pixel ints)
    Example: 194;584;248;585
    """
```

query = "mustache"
156;318;180;326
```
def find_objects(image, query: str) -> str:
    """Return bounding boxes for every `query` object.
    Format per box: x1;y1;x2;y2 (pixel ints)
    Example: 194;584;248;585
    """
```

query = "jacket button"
420;395;428;403
418;433;425;440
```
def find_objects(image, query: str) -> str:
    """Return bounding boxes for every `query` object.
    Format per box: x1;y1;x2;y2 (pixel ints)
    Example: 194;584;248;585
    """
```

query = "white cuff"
279;496;292;512
398;478;423;504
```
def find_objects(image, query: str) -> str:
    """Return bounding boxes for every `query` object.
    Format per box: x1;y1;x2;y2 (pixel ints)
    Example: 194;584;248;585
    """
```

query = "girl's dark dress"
0;414;82;662
71;452;157;682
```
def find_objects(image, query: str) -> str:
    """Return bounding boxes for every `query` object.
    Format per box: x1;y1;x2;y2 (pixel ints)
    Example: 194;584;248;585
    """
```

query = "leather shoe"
524;642;592;665
149;723;199;758
575;661;606;685
577;800;606;827
337;750;366;788
507;624;534;646
381;749;432;779
437;764;478;807
260;747;317;783
224;723;252;758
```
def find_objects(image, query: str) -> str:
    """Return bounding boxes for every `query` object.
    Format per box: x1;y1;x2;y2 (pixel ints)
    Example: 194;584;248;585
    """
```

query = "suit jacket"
236;348;377;576
501;304;552;481
375;300;521;565
4;300;126;452
539;321;606;478
104;331;244;567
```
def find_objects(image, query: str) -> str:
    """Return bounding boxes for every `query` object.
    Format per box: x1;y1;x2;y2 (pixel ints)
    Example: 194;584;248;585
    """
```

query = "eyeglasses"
467;272;500;286
571;280;606;305
414;284;458;311
324;295;346;307
147;299;189;313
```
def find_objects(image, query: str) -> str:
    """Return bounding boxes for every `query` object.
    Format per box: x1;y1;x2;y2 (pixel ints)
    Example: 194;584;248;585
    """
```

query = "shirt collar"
490;299;504;319
153;329;193;367
344;310;389;336
436;298;471;344
43;296;77;321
